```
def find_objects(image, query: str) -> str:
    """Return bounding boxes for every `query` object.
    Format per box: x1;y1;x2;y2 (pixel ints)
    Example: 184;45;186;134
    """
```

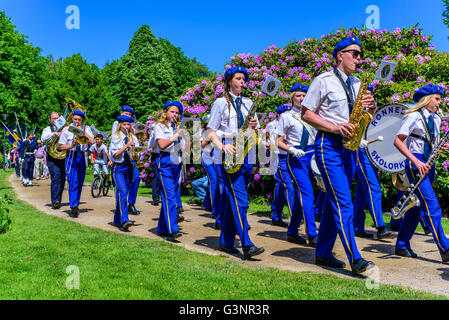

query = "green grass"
0;169;446;299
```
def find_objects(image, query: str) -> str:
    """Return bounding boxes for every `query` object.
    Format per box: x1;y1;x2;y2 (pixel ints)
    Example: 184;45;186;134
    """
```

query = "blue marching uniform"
21;138;38;186
58;111;93;215
302;37;375;274
207;66;264;259
394;84;449;261
149;129;161;204
154;101;185;238
110;115;139;229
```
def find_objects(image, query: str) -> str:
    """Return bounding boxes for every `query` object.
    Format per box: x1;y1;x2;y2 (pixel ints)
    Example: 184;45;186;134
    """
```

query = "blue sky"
1;0;448;73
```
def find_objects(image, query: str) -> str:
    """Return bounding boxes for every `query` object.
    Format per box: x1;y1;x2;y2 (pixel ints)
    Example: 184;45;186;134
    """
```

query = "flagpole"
14;113;23;140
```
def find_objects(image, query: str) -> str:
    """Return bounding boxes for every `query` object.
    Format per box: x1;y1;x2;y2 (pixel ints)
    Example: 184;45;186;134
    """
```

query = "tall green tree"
110;25;200;121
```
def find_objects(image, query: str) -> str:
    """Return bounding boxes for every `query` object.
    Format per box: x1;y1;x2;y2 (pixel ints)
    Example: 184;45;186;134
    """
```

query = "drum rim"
364;103;409;174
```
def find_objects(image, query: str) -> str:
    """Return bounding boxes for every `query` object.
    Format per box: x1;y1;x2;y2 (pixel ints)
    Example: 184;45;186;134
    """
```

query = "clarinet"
390;128;449;219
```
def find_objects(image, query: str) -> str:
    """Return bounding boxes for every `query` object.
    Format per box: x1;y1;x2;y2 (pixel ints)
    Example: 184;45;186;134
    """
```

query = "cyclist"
90;134;112;187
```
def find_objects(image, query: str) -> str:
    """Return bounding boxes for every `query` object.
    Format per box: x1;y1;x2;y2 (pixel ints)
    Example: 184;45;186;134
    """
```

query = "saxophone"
224;89;262;174
390;112;449;219
343;71;373;150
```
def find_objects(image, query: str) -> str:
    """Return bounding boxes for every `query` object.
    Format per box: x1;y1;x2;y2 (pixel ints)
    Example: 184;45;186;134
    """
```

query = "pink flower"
254;174;260;181
391;94;401;102
189;167;195;174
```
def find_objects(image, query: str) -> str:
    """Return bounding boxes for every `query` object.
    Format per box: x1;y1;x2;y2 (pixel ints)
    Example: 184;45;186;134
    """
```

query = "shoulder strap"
333;68;354;106
288;110;315;144
417;110;432;144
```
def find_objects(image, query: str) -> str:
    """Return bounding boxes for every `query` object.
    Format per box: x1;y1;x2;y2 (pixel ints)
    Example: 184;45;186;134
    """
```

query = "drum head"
310;155;321;176
365;103;410;173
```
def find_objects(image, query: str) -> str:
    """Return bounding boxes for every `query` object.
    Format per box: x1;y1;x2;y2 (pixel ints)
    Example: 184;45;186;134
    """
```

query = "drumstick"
367;136;383;145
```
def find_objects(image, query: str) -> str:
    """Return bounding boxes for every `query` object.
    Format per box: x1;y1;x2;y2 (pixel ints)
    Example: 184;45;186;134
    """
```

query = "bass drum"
364;103;412;174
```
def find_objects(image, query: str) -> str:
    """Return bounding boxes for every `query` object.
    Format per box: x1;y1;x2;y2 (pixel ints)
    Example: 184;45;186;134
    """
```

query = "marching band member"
21;133;38;187
393;84;449;261
207;66;264;259
269;105;290;227
200;114;223;229
112;105;141;215
41;112;66;209
302;37;376;275
277;84;318;247
154;101;184;240
148;123;161;206
109;115;139;231
58;109;94;217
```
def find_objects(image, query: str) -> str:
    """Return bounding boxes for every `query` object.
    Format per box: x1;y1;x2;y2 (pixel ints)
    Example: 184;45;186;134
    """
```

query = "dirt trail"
10;174;449;297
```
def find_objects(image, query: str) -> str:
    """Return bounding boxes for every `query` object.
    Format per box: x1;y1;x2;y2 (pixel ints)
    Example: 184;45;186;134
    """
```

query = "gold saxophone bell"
76;135;89;145
135;131;148;142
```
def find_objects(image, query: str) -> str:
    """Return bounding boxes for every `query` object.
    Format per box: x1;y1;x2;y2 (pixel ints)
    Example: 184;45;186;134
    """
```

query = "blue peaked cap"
117;115;134;123
413;84;445;102
72;109;85;119
332;37;362;59
290;83;309;93
121;105;135;115
224;66;249;83
276;105;292;115
164;101;183;114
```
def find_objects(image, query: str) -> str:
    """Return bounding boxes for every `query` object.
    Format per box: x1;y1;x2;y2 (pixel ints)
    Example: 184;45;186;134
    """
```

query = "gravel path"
10;174;449;297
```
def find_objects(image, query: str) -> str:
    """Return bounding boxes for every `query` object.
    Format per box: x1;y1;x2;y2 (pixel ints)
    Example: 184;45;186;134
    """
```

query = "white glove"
359;139;369;149
288;147;306;158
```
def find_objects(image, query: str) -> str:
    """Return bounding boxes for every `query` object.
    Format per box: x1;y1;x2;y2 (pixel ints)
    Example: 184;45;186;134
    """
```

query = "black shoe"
389;225;400;232
128;204;140;215
177;207;184;213
395;247;418;258
424;226;432;235
71;206;79;218
287;234;308;245
214;223;221;230
248;224;251;231
441;250;449;263
153;199;160;206
377;227;395;240
219;246;239;254
243;246;264;260
157;231;169;237
272;219;288;227
177;215;184;223
315;256;346;268
308;236;317;247
121;221;132;230
52;201;61;210
167;231;182;239
355;231;374;239
351;258;375;276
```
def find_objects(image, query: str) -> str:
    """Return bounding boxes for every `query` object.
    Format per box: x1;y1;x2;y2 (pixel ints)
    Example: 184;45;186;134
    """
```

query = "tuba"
46;98;87;159
342;70;373;150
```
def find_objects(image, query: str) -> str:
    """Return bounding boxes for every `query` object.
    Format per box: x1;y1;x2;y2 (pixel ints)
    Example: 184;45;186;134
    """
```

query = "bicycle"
91;170;111;198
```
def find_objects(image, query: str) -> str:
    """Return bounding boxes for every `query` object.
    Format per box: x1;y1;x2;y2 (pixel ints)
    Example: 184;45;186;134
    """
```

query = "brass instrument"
46;98;87;159
132;123;149;168
224;88;263;174
343;71;373;150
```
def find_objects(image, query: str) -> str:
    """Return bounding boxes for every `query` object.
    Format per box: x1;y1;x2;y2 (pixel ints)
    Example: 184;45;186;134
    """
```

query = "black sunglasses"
341;49;363;59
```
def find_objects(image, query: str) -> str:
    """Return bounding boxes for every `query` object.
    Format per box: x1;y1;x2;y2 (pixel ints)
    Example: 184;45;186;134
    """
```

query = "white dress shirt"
277;107;316;148
302;68;361;126
397;108;441;155
109;131;139;164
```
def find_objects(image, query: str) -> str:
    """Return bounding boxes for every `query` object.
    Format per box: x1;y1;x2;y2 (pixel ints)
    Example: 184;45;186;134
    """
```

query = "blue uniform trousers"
314;190;326;221
314;132;362;263
156;153;180;235
127;164;140;206
65;151;86;208
203;162;218;210
396;154;449;254
213;163;224;227
353;148;386;232
150;153;161;201
47;155;66;205
271;167;287;221
175;163;183;210
277;154;295;220
219;162;254;249
111;163;133;225
22;155;35;181
287;145;318;239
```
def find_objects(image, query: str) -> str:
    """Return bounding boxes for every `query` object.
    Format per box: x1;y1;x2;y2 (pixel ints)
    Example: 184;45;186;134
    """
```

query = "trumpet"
68;125;89;144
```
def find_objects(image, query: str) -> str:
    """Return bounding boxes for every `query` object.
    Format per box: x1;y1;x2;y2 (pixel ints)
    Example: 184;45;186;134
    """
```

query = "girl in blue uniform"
277;84;318;246
207;66;264;259
393;84;449;261
109;115;139;231
154;101;184;240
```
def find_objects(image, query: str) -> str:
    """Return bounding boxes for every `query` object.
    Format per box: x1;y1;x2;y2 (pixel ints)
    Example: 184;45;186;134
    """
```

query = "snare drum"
310;155;326;192
364;103;412;174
